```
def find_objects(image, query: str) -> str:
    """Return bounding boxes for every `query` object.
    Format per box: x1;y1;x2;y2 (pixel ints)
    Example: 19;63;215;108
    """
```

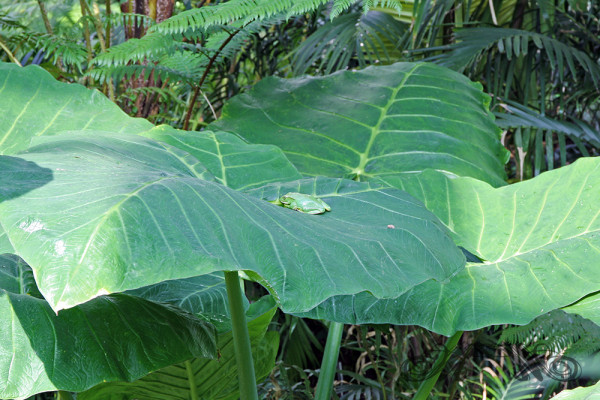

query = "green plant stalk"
314;321;344;400
36;0;54;34
0;37;21;66
224;271;258;400
79;0;93;63
36;0;64;72
105;0;111;48
183;26;243;130
56;391;74;400
185;360;199;400
356;327;387;400
413;330;463;400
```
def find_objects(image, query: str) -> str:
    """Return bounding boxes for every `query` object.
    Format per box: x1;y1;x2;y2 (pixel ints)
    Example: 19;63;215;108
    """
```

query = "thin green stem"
314;321;344;400
413;331;463;400
0;37;21;66
105;0;111;48
224;271;258;400
185;360;199;400
183;26;242;130
79;0;93;63
357;327;387;400
36;0;54;34
36;0;64;71
56;391;74;400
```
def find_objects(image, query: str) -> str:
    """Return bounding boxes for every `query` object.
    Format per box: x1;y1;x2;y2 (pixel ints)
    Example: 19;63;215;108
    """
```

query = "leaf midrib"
354;63;421;177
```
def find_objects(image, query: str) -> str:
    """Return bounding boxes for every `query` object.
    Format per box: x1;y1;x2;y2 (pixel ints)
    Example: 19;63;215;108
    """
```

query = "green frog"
279;192;331;214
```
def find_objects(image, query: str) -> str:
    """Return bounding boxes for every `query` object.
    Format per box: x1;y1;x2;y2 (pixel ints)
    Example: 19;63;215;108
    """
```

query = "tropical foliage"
0;0;599;399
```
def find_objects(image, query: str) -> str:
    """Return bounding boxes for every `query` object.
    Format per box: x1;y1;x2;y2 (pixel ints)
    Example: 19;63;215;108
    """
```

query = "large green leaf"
212;62;509;186
549;381;600;400
0;62;302;190
140;125;302;190
79;297;279;400
0;254;216;399
0;223;13;254
0;254;41;297
0;133;464;313
0;63;152;155
563;292;600;327
127;272;248;332
293;158;600;335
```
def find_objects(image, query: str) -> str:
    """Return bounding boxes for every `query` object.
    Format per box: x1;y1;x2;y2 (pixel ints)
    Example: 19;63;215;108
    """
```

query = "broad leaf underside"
212;62;510;186
79;299;279;400
127;272;246;332
0;255;216;399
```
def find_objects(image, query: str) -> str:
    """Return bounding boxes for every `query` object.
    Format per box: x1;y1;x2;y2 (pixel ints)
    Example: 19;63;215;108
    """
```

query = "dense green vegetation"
1;1;599;399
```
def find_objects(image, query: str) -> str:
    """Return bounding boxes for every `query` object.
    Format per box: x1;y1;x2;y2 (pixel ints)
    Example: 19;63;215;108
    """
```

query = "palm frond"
292;10;406;75
432;27;600;86
495;101;600;148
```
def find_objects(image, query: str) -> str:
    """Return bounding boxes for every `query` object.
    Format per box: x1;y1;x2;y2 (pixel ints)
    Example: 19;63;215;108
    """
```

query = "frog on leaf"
277;192;331;214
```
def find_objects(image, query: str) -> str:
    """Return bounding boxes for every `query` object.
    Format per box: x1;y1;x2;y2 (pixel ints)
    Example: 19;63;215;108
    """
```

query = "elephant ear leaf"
548;380;600;399
0;134;465;314
0;62;302;190
0;255;216;399
127;272;245;332
296;158;600;335
0;63;152;155
139;125;303;190
78;297;279;400
212;62;509;186
0;223;13;254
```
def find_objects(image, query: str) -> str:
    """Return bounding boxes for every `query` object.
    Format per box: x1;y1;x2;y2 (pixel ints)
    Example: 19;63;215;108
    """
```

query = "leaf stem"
224;271;258;400
0;37;21;66
183;27;242;130
185;360;199;400
79;0;93;63
314;321;344;400
356;327;388;400
36;0;54;35
56;391;74;400
413;331;463;400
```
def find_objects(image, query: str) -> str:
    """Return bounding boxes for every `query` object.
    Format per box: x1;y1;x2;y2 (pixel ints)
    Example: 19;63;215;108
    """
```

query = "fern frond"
285;0;329;16
89;51;206;84
362;0;403;14
330;0;356;19
204;15;289;64
120;85;188;110
33;33;87;69
93;32;179;66
500;310;600;356
433;27;600;86
0;12;26;32
150;0;328;35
